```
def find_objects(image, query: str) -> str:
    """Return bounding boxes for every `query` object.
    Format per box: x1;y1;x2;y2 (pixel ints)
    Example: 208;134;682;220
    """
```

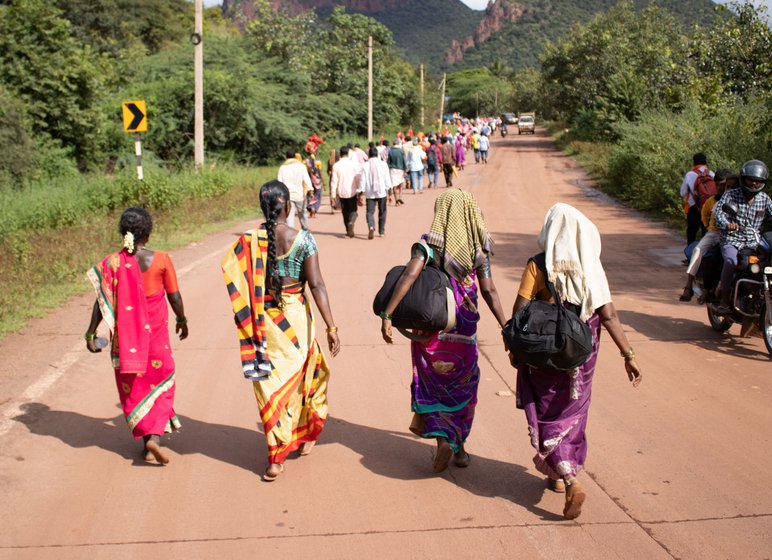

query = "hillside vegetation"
453;0;723;69
448;1;770;222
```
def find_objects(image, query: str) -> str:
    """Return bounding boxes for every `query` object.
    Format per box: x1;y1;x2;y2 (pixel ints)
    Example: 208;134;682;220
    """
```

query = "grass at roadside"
0;165;275;339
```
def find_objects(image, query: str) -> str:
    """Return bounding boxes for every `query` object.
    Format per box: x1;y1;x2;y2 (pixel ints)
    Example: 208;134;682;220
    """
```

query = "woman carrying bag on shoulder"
510;203;642;520
380;189;507;473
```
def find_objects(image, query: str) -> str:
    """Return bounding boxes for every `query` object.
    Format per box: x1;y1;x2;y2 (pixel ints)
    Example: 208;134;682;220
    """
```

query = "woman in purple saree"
380;189;507;473
511;204;642;519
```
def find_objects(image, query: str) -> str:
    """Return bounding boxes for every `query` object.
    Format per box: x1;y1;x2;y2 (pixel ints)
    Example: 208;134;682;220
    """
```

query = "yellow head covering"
426;189;492;282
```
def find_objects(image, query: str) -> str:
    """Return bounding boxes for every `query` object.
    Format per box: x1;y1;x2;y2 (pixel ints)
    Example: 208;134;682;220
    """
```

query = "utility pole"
438;72;446;131
194;0;204;171
420;64;425;128
367;35;373;142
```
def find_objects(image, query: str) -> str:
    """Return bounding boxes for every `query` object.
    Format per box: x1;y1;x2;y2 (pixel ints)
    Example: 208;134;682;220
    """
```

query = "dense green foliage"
0;0;420;196
535;1;771;219
452;0;720;70
316;0;483;69
446;67;514;116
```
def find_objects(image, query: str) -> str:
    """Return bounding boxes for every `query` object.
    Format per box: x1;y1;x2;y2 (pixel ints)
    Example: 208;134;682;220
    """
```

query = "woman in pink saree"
85;208;188;464
511;204;642;520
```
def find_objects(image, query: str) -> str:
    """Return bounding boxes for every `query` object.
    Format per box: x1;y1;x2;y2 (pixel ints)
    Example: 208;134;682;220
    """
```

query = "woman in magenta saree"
380;189;507;473
85;208;188;464
511;204;642;519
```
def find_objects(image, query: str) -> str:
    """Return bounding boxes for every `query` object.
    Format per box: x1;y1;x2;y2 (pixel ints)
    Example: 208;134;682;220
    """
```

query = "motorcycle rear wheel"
707;304;733;333
762;302;772;357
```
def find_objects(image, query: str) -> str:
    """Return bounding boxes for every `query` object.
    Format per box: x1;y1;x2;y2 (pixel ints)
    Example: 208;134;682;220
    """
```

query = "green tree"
0;0;107;168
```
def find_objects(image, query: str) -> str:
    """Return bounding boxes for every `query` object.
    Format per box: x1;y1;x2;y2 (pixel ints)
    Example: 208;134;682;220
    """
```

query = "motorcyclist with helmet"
712;159;771;315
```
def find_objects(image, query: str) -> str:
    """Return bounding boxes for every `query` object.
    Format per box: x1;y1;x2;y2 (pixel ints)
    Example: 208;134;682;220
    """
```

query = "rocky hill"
224;0;723;70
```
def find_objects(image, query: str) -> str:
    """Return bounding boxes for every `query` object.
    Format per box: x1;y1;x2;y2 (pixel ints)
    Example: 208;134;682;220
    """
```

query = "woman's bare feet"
433;438;452;473
563;480;586;520
144;436;170;465
263;463;284;481
453;446;470;468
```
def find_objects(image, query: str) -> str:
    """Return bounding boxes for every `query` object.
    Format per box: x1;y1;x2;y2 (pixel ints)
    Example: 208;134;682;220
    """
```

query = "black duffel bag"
503;254;593;371
373;242;456;335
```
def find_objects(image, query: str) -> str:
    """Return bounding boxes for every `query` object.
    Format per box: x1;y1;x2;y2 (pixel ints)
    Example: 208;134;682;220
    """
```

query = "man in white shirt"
406;139;427;194
331;146;362;237
277;149;313;230
357;147;393;239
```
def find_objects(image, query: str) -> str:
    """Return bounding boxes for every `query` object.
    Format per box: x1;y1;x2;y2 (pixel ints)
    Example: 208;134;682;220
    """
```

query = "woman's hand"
86;336;100;354
176;320;189;341
327;331;340;357
381;318;393;344
625;359;642;387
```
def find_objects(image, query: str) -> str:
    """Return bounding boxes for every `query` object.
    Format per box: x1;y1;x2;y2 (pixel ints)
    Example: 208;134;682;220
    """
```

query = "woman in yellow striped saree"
222;181;340;481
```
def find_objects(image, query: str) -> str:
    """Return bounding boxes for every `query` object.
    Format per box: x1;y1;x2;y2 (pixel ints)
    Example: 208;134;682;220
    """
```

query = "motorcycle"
500;123;508;138
697;202;772;356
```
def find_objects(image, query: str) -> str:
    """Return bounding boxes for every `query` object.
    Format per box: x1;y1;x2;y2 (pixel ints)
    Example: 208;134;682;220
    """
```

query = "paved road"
1;132;770;559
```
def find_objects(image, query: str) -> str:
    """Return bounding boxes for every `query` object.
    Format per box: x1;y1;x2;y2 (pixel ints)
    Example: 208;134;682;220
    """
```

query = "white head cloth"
537;203;612;321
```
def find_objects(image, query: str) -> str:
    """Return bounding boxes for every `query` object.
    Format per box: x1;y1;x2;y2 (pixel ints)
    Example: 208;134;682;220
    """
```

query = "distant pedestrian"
440;137;456;187
277;149;313;230
85;208;188;465
331;146;362;237
327;147;340;213
426;139;442;189
455;133;466;171
388;139;407;205
471;130;481;164
407;138;427;194
478;134;490;164
510;203;642;519
222;181;340;481
358;147;393;239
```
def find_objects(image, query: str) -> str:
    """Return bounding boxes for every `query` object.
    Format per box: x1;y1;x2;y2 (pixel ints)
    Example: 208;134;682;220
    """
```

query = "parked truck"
517;112;535;135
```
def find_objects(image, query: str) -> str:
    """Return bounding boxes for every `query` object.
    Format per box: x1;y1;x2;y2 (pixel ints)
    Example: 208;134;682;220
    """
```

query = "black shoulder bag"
502;253;593;371
372;240;456;335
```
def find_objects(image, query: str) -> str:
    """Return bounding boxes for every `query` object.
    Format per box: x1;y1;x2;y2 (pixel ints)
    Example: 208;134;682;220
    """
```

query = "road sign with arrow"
121;100;147;133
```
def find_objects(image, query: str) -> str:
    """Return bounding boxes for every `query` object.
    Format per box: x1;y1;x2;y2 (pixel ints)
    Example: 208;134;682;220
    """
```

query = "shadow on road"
11;403;262;473
320;416;563;521
12;403;561;520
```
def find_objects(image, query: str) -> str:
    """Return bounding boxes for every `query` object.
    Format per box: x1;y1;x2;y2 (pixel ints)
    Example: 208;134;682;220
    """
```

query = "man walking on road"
277;149;313;229
440;137;456;187
358;147;393;239
478;133;490;164
331;146;361;237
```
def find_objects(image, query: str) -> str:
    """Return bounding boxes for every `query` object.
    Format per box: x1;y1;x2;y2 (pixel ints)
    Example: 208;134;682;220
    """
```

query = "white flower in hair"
123;231;135;254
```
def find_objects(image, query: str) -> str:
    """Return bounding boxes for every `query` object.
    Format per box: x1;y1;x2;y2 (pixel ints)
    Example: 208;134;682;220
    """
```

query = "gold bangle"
326;326;338;334
621;348;635;361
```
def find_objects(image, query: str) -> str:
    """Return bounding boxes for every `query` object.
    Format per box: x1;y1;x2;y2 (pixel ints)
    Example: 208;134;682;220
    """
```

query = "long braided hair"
259;180;290;306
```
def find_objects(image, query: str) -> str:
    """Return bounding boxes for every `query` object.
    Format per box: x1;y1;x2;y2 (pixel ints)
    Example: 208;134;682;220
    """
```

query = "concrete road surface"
1;131;770;559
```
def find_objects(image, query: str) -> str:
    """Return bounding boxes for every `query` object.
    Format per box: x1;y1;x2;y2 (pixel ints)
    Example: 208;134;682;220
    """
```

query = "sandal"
563;485;586;520
144;439;170;465
263;463;284;481
548;478;566;493
679;287;693;302
433;439;452;473
299;441;315;456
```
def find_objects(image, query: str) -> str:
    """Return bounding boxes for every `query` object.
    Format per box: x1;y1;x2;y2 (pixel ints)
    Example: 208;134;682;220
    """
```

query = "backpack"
427;147;437;166
502;254;594;371
693;167;717;211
